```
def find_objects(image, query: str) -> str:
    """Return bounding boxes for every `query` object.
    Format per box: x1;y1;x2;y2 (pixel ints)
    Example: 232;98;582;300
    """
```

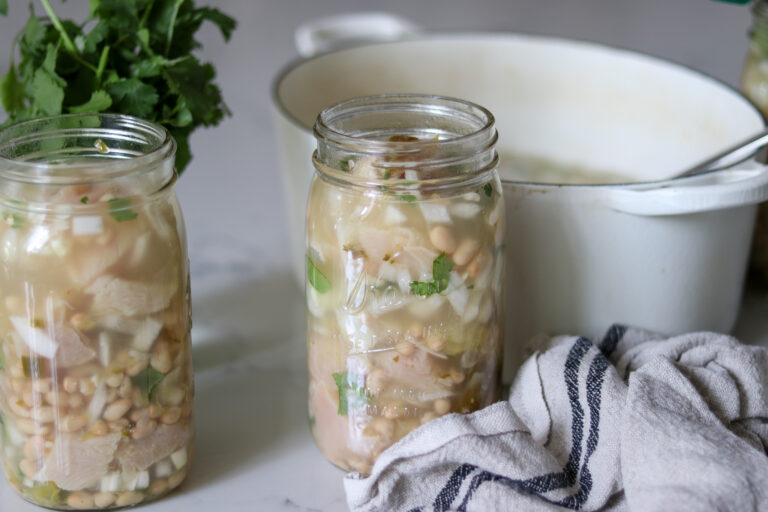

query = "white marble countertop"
0;0;766;510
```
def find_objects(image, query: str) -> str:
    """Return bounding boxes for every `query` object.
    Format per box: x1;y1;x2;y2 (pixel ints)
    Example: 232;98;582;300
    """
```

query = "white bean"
103;398;132;421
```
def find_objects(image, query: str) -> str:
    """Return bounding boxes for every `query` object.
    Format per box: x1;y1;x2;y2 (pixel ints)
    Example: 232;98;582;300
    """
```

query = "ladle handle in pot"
294;12;420;58
607;164;768;216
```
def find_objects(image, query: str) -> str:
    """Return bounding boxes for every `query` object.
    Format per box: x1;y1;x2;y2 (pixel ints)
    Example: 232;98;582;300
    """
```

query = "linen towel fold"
344;326;768;512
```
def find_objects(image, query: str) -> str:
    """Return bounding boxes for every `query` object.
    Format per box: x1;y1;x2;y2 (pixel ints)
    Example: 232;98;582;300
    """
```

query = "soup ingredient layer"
0;184;192;509
307;156;505;474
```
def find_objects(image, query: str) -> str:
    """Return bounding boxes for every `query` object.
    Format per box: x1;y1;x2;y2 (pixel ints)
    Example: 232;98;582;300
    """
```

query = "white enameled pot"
272;15;768;380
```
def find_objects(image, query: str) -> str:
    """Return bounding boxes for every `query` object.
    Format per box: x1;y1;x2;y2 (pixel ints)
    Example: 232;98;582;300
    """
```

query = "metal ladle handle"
674;128;768;179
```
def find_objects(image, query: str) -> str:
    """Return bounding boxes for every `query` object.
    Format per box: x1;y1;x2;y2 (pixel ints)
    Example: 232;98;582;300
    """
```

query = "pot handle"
606;164;768;216
295;12;420;58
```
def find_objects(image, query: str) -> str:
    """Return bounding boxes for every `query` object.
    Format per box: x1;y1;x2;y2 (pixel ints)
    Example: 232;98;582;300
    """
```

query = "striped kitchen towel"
344;326;768;511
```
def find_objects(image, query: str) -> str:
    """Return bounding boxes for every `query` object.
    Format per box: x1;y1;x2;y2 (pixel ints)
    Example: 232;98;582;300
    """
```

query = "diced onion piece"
132;316;163;352
384;205;407;225
446;272;469;316
87;382;107;427
10;316;58;359
72;216;104;236
350;156;378;178
99;332;112;367
419;202;451;224
170;448;187;470
461;192;481;203
462;291;481;324
129;232;151;267
124;471;150;491
307;288;330;318
6;421;25;447
101;473;121;493
50;237;70;258
450;202;482;219
25;226;51;253
154;460;173;478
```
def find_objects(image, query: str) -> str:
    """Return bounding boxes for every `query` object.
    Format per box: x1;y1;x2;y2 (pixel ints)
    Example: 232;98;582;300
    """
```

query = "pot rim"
271;30;767;189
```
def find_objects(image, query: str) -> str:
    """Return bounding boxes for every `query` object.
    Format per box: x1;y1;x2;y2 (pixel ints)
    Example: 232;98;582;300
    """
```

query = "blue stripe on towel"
599;324;627;357
432;463;477;512
441;337;611;511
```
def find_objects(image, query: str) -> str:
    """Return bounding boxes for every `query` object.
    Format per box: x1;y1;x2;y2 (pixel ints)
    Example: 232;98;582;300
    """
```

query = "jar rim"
314;94;496;154
313;94;498;192
0;113;176;186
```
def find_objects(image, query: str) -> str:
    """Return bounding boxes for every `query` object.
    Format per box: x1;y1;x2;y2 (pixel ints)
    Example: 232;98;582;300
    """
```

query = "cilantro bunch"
0;0;236;173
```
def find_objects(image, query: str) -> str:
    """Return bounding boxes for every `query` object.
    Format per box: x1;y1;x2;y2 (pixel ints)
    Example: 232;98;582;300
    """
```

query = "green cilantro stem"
39;0;77;55
38;0;98;73
95;46;109;85
165;0;186;57
139;0;156;28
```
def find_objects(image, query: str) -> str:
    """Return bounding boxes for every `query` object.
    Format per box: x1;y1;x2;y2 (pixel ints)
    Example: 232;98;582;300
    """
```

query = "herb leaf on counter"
332;371;368;415
410;253;454;297
0;0;236;174
307;255;331;294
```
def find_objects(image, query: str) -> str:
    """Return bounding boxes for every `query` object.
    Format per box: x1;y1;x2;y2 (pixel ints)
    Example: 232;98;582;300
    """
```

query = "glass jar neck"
751;1;768;56
0;114;176;207
313;95;498;194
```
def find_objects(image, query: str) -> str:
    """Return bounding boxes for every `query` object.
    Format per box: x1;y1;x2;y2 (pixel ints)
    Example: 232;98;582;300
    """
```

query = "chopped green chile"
2;211;23;228
108;198;138;222
30;482;62;508
307;255;331;293
133;367;166;402
332;371;369;416
410;253;454;297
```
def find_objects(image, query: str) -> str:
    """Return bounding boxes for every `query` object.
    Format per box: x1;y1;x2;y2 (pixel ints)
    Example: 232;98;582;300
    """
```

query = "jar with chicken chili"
0;114;193;509
306;95;505;474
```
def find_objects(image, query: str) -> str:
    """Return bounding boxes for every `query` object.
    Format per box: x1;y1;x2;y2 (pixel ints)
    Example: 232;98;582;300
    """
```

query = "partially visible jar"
742;0;768;283
0;114;193;509
306;95;505;474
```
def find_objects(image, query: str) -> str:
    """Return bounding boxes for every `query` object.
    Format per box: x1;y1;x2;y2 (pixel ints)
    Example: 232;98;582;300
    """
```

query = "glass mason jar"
306;95;505;474
0;114;193;509
742;0;768;283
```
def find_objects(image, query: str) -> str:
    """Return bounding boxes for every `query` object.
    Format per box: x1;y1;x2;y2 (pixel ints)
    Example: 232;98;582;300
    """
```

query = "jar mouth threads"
0;114;175;186
313;94;498;191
